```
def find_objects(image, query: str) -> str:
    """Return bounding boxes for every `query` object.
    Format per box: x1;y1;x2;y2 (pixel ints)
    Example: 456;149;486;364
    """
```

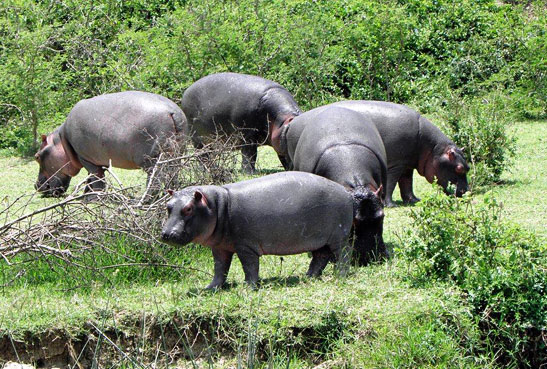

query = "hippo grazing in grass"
282;106;388;265
161;172;353;289
181;72;302;173
34;91;187;196
320;101;469;207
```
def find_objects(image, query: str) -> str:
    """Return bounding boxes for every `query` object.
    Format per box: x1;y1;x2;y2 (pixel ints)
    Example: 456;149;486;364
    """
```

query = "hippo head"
161;189;216;246
34;134;73;197
429;145;470;197
352;185;385;264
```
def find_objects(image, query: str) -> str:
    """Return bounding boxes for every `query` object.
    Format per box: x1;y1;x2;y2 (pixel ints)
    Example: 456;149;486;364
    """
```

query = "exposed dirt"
0;313;342;368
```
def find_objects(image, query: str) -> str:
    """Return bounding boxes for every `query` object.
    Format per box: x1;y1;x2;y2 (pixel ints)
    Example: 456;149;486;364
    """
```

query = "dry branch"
0;135;243;286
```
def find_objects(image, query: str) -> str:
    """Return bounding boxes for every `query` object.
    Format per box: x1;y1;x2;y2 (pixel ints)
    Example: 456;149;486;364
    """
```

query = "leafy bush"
399;188;547;367
0;0;544;153
443;94;516;186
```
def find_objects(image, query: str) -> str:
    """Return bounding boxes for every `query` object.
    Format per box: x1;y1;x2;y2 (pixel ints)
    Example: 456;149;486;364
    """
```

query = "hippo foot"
242;166;256;175
245;280;259;290
402;196;420;205
205;282;225;290
385;199;397;208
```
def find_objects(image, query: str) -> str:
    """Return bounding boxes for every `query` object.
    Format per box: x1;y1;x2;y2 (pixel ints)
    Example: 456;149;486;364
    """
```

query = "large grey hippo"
181;72;302;173
161;172;353;289
34;91;187;196
282;106;388;265
292;101;470;207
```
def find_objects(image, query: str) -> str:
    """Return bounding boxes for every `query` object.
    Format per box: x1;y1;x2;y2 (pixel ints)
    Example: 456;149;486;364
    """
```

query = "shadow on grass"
254;168;284;175
259;275;302;288
470;178;524;195
387;200;419;208
185;275;303;295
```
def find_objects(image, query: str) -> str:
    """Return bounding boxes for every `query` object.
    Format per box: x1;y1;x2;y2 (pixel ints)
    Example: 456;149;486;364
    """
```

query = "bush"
399;188;547;367
0;0;544;153
443;94;516;186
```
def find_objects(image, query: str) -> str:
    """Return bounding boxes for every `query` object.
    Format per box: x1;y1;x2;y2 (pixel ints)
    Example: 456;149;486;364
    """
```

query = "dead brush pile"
0;136;242;287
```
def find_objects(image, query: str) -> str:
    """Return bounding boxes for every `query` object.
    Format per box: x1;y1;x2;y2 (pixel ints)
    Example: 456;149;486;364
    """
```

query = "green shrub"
443;94;516;186
0;0;545;153
399;188;547;367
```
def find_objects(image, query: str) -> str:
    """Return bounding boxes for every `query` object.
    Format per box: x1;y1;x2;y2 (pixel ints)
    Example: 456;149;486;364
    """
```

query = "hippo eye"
182;205;193;216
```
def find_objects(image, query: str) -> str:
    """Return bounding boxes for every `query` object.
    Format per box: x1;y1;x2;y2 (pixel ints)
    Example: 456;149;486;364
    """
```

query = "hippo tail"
351;185;384;222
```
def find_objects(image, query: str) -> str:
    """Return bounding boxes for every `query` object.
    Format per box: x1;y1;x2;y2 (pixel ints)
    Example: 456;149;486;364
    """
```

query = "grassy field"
0;120;545;368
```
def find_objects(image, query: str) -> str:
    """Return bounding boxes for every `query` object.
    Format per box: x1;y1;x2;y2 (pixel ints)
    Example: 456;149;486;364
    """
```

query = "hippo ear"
41;134;47;143
373;184;383;198
166;189;174;196
194;190;208;207
447;148;457;161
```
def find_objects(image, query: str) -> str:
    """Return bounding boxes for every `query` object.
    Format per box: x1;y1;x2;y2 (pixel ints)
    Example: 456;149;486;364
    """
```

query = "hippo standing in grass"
34;91;187;196
161;172;353;289
320;101;469;207
282;106;388;265
181;72;302;173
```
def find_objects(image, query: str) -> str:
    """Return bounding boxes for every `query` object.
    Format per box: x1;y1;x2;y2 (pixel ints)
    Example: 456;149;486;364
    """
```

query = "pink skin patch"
269;116;294;154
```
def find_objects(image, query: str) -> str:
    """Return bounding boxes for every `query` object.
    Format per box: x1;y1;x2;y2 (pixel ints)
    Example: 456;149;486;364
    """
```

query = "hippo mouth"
35;177;70;197
161;230;193;246
442;182;468;198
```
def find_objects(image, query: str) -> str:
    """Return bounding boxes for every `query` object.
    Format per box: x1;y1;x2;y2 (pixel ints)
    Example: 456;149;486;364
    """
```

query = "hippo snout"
35;174;70;197
455;179;469;197
161;226;192;246
455;185;468;197
161;230;174;241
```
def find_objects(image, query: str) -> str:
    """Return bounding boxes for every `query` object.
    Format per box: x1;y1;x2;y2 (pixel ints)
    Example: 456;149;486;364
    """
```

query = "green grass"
0;120;545;367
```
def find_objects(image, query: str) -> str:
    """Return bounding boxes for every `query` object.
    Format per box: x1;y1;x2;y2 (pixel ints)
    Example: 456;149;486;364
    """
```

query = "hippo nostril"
161;232;170;241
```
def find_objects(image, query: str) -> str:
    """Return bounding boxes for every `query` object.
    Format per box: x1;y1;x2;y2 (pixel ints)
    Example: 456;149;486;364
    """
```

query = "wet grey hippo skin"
282;101;470;207
161;172;353;289
283;106;388;265
35;91;187;196
181;72;302;173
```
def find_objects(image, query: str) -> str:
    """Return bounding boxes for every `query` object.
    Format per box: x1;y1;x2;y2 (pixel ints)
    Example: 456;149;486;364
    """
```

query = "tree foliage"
0;0;544;153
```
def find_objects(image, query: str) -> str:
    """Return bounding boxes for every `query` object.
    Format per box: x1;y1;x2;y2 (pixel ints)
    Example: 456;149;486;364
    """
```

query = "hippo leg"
206;248;234;289
385;166;406;207
241;144;257;174
306;246;333;277
353;221;387;266
277;154;291;170
235;245;260;288
398;168;420;204
80;158;106;193
328;240;351;277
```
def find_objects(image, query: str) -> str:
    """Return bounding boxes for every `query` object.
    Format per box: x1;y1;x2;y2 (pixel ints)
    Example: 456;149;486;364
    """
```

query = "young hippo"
34;91;187;196
161;172;353;289
321;101;470;206
181;72;302;173
283;106;388;265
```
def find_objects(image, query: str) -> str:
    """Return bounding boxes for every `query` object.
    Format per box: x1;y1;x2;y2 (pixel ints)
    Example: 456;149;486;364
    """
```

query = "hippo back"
182;72;299;141
62;91;186;169
292;107;387;174
326;101;424;169
223;172;353;253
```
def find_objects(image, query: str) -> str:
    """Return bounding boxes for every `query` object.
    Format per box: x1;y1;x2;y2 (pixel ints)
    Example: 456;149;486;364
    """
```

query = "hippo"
308;101;470;207
34;91;187;196
161;172;353;289
282;106;388;265
181;72;302;173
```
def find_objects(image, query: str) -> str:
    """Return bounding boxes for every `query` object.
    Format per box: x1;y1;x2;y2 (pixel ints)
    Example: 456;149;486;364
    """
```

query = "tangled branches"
0;136;243;287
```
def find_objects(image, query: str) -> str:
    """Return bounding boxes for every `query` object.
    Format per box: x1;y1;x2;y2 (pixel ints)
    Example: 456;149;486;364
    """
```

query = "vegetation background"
0;0;545;368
